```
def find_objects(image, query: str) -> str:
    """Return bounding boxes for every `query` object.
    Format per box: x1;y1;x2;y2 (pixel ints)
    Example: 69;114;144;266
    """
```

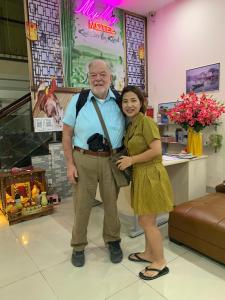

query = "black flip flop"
128;252;151;263
139;266;169;280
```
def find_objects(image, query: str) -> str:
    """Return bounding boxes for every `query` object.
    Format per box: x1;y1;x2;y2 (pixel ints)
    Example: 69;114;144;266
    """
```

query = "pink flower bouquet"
167;92;225;132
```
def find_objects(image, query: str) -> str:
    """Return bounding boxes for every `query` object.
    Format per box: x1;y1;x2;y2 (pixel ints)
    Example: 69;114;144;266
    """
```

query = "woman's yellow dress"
124;112;173;215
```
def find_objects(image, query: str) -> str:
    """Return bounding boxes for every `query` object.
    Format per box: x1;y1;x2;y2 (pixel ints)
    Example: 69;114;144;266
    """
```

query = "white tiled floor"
0;198;225;300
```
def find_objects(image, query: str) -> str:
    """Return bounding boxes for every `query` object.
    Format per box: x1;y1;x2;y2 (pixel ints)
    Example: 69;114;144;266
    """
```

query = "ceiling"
103;0;175;16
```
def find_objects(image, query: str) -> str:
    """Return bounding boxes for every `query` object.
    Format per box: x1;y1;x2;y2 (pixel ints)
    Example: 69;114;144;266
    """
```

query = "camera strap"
91;98;113;153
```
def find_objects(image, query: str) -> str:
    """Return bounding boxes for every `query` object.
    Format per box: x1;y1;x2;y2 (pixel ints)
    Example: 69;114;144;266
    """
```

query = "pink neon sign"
75;0;119;26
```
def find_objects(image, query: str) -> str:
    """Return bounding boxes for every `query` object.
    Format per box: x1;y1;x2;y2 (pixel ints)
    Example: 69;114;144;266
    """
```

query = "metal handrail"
0;92;31;119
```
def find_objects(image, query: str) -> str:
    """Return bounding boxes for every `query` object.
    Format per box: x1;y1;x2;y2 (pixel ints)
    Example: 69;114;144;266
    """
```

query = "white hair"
88;59;112;73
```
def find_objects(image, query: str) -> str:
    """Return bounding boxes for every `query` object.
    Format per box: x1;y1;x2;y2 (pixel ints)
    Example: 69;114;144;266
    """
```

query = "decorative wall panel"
27;0;64;87
125;13;147;92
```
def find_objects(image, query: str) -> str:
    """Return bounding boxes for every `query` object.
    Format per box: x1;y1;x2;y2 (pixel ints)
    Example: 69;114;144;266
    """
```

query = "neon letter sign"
75;0;119;26
88;21;115;35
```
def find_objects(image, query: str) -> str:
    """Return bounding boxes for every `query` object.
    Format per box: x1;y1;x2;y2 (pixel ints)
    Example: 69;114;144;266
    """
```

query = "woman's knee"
138;215;156;229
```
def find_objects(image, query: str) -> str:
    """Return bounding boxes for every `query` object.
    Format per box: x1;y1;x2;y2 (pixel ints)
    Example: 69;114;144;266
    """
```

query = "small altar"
0;167;54;225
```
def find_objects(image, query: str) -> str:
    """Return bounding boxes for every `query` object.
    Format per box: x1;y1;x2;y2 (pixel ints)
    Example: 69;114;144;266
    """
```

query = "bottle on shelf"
157;113;162;124
175;128;183;142
41;191;48;207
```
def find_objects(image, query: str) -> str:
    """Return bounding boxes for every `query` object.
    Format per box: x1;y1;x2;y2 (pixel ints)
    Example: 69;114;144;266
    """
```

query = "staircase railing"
0;92;31;119
0;92;54;170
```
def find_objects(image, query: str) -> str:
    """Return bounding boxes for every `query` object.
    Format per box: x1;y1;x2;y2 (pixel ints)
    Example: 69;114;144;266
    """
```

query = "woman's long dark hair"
120;86;147;113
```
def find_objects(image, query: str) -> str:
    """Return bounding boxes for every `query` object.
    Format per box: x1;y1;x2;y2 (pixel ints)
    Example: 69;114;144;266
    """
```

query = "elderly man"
63;59;125;267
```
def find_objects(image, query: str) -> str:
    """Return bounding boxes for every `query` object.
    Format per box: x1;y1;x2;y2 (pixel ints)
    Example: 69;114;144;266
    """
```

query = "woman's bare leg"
139;214;167;277
128;232;153;262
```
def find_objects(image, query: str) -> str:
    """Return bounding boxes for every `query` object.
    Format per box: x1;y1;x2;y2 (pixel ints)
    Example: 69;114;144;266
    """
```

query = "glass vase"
187;127;203;156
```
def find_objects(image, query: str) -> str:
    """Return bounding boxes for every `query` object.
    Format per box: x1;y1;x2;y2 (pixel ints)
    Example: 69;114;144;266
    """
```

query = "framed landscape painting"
186;63;220;93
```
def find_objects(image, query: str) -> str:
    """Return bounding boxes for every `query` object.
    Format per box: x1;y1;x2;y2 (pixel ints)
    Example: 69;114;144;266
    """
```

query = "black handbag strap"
91;98;113;152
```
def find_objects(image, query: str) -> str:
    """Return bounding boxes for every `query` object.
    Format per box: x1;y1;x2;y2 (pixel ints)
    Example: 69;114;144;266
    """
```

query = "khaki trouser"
71;150;120;251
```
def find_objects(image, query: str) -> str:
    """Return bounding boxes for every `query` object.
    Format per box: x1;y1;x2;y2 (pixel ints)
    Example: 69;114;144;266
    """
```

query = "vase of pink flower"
167;92;225;155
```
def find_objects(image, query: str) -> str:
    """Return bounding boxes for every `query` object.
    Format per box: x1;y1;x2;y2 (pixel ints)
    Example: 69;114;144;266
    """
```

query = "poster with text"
61;0;126;90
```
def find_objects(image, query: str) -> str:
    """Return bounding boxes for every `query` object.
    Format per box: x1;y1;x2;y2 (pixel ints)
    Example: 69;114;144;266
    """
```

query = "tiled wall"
31;143;72;198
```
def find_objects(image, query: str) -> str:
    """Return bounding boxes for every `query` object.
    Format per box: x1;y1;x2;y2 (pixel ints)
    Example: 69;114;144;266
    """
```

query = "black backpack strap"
75;88;121;118
111;88;120;101
111;88;121;110
76;89;90;118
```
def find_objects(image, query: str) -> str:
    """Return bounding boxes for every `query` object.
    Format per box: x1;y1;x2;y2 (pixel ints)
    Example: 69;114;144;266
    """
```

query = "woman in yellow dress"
117;86;173;281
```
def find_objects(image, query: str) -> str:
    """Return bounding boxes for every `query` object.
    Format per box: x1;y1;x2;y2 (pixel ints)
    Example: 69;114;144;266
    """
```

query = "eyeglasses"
89;72;108;79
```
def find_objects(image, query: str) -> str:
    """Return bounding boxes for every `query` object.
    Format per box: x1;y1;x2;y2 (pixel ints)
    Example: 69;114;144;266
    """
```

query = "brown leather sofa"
168;193;225;264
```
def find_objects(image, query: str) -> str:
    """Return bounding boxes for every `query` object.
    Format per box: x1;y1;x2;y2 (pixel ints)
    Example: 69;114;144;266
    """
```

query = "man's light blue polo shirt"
63;89;125;149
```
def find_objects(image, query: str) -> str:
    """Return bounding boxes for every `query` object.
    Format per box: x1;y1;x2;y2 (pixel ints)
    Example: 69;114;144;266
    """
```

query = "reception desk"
96;155;207;237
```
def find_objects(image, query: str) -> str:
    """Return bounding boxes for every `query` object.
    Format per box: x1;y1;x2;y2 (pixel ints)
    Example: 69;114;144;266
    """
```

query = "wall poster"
60;0;126;90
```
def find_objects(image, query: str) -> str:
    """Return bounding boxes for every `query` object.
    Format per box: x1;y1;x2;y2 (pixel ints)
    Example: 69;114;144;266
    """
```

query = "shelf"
161;141;187;145
7;205;54;225
157;123;177;126
161;135;187;144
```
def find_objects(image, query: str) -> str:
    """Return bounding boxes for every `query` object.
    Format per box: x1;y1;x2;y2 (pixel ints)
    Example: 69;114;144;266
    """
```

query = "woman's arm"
117;139;162;170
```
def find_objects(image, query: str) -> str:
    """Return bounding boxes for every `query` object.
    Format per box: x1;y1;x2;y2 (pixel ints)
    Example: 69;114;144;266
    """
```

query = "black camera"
87;133;110;151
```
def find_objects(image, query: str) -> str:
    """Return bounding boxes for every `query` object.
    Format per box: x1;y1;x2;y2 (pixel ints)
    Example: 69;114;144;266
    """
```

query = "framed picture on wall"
186;63;220;93
158;102;178;124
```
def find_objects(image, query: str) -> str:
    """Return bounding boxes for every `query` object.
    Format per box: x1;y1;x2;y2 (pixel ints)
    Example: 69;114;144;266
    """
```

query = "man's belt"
73;146;123;157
